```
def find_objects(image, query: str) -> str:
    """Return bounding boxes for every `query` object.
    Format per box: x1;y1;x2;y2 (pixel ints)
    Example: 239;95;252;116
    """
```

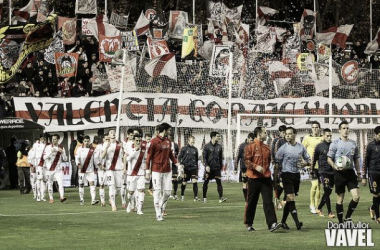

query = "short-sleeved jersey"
275;142;310;173
75;146;96;173
327;138;359;170
43;144;67;171
104;142;124;171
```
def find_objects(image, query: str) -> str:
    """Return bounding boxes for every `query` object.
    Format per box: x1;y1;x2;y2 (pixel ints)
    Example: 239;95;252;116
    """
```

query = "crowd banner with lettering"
54;52;79;78
13;93;380;132
0;14;57;83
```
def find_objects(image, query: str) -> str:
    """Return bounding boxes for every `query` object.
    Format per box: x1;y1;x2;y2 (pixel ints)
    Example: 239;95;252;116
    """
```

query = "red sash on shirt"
110;143;121;171
81;146;95;173
49;145;63;171
131;141;147;176
38;143;48;167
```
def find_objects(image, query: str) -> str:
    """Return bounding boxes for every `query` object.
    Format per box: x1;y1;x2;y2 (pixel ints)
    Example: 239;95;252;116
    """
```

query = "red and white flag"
144;53;177;81
99;35;122;62
364;28;380;54
299;9;317;41
134;11;150;36
83;15;120;41
315;24;353;48
147;37;170;59
257;6;278;26
12;0;37;24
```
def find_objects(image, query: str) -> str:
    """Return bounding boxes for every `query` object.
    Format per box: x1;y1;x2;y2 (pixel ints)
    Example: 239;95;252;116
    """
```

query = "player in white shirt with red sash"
102;129;126;211
30;133;49;202
125;134;147;215
94;134;109;207
43;134;67;203
122;129;135;209
75;135;99;205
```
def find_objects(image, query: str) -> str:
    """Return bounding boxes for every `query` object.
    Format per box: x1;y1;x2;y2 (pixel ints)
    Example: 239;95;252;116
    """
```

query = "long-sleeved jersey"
43;144;67;171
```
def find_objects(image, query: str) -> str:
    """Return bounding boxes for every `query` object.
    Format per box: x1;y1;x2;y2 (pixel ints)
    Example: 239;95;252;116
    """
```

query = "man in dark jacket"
202;131;226;203
234;133;254;202
178;135;199;201
362;126;380;224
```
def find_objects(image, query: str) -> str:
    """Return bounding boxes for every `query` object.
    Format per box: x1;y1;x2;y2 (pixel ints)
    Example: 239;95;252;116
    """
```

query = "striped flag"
134;11;150;36
364;28;380;55
144;53;177;81
83;15;120;41
315;24;354;48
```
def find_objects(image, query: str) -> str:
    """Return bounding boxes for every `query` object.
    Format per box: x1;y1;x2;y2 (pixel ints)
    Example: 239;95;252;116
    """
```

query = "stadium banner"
121;30;139;51
13;93;380;132
0;14;56;83
75;0;97;15
54;52;79;78
99;35;122;62
58;16;77;45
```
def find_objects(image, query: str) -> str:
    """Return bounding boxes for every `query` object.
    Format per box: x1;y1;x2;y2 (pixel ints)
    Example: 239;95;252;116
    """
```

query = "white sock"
90;185;96;202
138;191;145;211
79;186;84;201
31;176;36;197
121;186;126;205
48;182;53;200
153;189;161;216
58;184;64;199
41;181;46;199
99;187;105;203
109;185;116;207
36;180;41;198
160;190;171;212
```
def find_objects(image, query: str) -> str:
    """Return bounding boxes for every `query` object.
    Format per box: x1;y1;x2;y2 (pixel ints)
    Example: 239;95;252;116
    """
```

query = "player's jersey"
93;143;105;168
328;138;359;170
126;146;145;176
302;134;323;169
275;142;310;174
75;146;96;173
104;142;124;171
30;142;47;167
43;144;67;171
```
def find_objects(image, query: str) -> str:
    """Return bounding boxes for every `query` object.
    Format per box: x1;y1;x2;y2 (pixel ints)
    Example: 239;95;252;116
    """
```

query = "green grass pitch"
0;182;379;250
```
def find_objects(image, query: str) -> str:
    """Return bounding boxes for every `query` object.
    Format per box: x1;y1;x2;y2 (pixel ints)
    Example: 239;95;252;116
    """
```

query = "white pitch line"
0;205;246;217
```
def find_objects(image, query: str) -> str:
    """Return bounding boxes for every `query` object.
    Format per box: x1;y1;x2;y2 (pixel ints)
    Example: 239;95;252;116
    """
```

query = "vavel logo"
325;221;374;247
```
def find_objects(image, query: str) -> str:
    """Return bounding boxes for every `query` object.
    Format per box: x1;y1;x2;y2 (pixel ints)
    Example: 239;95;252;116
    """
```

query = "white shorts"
152;171;172;191
128;176;145;192
98;169;107;186
106;170;124;188
79;172;96;185
37;166;47;181
46;169;63;186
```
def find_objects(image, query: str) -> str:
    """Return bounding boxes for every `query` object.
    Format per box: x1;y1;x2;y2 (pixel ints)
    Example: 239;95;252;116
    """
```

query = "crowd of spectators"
1;15;380;119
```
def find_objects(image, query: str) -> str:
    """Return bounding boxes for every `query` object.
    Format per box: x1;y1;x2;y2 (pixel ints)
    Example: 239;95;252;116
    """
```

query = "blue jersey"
275;142;310;173
327;138;359;170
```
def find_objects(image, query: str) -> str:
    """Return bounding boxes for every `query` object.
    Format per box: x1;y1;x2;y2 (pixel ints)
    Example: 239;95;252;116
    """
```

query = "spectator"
5;136;18;189
58;77;72;97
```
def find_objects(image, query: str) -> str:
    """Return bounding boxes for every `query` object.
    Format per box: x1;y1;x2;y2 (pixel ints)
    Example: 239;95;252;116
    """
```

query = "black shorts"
368;173;380;195
183;168;198;182
172;164;178;176
334;169;359;194
204;169;222;180
281;172;300;196
319;173;335;189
